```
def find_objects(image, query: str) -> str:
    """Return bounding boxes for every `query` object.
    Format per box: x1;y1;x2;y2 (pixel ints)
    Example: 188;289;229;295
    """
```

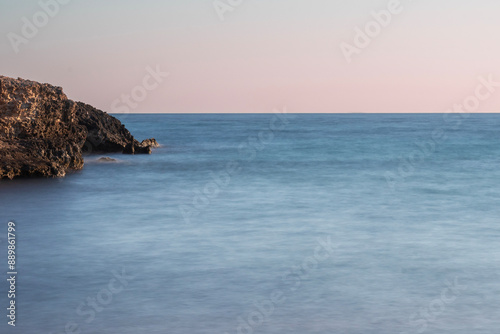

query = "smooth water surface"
1;114;500;334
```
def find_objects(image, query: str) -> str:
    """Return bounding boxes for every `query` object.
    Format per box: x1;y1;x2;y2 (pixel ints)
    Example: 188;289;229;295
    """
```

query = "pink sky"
1;0;499;113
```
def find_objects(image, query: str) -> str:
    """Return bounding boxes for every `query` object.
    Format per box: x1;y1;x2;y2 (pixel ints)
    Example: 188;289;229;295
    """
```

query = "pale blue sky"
1;0;499;112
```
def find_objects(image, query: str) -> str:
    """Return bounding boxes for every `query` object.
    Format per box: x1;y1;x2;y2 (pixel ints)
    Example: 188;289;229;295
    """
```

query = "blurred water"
1;113;499;334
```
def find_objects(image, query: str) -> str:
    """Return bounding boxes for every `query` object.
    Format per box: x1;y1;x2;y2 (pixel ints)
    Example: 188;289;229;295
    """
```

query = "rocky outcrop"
139;138;160;148
0;76;158;179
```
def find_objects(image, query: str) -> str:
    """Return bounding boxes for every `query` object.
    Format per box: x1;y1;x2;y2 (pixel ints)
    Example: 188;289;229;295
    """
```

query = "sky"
1;0;499;113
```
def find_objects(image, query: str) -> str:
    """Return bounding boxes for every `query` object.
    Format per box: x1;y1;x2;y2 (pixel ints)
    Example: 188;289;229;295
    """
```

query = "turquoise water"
1;113;500;334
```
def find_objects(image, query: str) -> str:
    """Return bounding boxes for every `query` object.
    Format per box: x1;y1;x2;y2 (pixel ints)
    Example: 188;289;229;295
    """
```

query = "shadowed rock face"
0;76;157;179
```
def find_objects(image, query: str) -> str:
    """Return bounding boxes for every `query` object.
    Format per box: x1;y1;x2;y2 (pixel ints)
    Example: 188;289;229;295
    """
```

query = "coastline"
0;76;158;179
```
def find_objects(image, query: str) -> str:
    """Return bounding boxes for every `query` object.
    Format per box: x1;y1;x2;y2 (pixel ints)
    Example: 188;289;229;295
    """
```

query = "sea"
1;113;500;334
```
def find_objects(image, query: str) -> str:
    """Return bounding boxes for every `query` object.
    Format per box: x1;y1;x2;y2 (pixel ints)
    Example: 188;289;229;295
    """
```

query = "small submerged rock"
97;157;117;163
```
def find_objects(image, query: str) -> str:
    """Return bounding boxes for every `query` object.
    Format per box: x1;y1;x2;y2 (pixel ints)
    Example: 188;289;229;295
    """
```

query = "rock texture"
0;76;157;179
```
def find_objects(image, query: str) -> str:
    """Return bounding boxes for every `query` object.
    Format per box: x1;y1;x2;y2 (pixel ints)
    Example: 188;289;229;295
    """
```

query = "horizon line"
110;112;500;114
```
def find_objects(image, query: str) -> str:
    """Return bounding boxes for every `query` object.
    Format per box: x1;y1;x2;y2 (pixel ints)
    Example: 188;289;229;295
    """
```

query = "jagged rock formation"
0;76;157;179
